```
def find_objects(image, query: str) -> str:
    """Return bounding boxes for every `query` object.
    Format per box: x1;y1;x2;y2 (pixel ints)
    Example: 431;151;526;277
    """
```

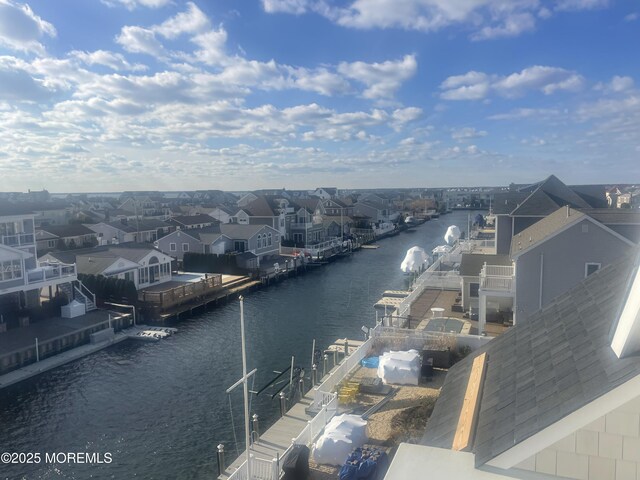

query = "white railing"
311;332;376;410
27;262;77;284
227;394;338;480
480;276;514;292
481;265;513;277
293;393;338;446
1;233;35;247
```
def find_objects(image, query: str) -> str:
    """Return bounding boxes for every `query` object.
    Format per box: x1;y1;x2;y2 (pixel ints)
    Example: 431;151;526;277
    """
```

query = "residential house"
198;205;235;224
42;244;173;290
236;192;259;207
232;196;295;240
510;206;635;324
169;214;218;230
118;195;167;218
290;198;325;245
403;252;640;480
87;219;172;245
312;187;338;200
0;207;78;319
459;253;514;327
322;216;353;239
322;197;354;217
494;175;601;255
36;224;98;253
219;224;281;268
155;228;230;261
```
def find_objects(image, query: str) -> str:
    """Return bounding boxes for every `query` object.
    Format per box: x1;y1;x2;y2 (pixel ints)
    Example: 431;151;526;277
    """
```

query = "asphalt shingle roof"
510;207;587;257
38;224;96;238
421;251;640;467
510;175;590;216
170;214;217;226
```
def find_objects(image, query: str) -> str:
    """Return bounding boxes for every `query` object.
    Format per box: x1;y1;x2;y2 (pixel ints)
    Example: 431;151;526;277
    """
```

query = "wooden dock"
220;390;316;479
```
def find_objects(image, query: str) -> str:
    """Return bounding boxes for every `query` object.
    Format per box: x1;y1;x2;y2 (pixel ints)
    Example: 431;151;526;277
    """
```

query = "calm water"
0;212;474;480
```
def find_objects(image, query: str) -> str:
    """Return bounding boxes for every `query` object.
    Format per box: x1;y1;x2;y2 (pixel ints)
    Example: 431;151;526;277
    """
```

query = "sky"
0;0;638;192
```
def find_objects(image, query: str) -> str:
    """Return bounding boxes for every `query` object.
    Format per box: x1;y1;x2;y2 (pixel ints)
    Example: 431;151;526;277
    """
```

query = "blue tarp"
360;356;379;368
339;447;387;480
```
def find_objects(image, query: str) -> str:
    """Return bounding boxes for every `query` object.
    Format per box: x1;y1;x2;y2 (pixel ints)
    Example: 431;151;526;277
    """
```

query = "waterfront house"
510;206;635;324
87;219;172;245
290;198;325;245
400;251;640;480
322;216;353;239
322;197;354;217
0;207;78;325
232;196;295;241
168;214;218;230
155;228;230;261
219;224;281;266
197;205;235;224
36;224;98;253
459;253;514;325
42;244;173;290
494;175;608;255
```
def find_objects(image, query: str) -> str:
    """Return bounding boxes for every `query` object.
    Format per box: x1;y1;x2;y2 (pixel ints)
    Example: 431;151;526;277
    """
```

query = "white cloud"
441;66;584;100
101;0;171;10
452;127;487;141
624;12;639;21
116;25;166;57
0;0;55;53
337;54;417;99
555;0;609;12
262;0;309;14
154;2;210;39
261;0;612;40
488;107;561;120
70;50;146;72
595;75;635;93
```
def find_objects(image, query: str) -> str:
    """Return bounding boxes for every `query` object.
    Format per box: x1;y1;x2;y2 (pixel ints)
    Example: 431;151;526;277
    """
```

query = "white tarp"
312;414;368;466
444;225;461;245
432;244;453;255
377;350;421;386
400;246;431;273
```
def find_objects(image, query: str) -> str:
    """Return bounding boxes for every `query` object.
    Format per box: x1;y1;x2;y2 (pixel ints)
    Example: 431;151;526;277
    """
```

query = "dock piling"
216;444;225;475
323;354;328;377
252;414;260;443
312;364;317;386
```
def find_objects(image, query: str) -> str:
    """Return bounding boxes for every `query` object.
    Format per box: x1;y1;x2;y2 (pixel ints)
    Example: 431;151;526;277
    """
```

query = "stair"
74;281;97;312
58;282;74;300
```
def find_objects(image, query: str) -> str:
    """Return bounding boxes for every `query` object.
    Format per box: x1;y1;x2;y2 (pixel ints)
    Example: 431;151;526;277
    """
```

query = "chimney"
566;205;570;218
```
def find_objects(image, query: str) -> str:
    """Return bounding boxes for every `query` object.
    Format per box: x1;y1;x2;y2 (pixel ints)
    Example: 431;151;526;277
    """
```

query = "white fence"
292;393;338;446
311;334;375;410
226;456;279;480
372;326;493;352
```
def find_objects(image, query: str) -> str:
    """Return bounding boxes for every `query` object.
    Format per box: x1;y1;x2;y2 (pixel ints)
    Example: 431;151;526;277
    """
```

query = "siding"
515;219;632;324
515;395;640;480
495;215;513;255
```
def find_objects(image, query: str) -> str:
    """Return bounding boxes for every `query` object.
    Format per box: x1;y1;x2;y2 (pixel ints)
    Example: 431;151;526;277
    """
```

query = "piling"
216;444;225;475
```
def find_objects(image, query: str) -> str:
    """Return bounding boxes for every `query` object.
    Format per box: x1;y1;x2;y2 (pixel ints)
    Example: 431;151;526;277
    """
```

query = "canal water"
0;211;475;480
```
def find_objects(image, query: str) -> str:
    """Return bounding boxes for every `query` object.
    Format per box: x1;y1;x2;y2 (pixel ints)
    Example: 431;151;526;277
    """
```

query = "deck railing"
27;262;77;284
139;274;223;309
479;264;515;292
1;233;35;247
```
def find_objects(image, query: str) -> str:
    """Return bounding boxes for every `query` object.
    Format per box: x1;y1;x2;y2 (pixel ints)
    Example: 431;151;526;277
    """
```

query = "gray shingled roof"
38;224;96;238
491;192;529;215
510;207;587;257
579;208;640;225
422;251;640;468
219;223;272;240
459;254;512;277
510;175;591;216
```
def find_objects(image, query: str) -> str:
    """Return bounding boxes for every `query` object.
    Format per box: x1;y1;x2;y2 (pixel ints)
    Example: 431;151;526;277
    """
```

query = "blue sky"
0;0;638;192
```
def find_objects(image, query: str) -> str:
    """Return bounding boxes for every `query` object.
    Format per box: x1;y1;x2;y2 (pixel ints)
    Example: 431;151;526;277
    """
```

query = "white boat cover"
400;246;430;273
312;414;368;466
444;225;461;245
377;350;421;386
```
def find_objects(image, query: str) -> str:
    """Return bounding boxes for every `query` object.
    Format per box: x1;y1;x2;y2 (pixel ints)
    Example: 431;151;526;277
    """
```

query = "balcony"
1;233;35;247
480;264;515;293
27;261;77;285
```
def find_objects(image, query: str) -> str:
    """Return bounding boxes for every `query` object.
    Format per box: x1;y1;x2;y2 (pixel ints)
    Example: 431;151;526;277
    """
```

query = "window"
47;240;56;248
169;242;176;252
138;268;148;284
268;232;272;246
182;243;189;252
585;263;601;277
257;234;262;249
1;260;22;281
469;283;480;298
124;271;134;282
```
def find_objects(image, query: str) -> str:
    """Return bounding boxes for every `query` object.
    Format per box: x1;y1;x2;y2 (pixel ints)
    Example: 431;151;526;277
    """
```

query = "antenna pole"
240;296;251;479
